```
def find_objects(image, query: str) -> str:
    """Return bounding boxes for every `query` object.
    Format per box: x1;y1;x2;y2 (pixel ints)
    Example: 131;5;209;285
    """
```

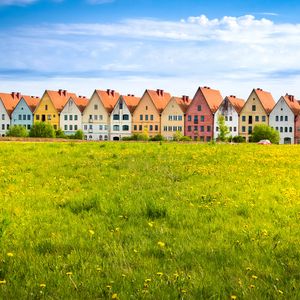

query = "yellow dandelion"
250;285;255;289
112;293;118;299
144;279;151;283
66;272;73;276
0;280;6;284
115;227;120;232
156;272;163;276
7;253;13;257
96;267;101;272
89;230;95;235
133;249;138;253
122;274;126;277
106;285;112;289
231;295;237;300
246;267;252;271
181;289;187;293
278;290;283;294
40;283;46;288
148;222;154;227
251;275;258;280
157;241;165;248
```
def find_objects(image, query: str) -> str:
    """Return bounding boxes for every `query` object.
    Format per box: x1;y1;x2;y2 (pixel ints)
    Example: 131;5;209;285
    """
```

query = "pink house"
185;86;223;141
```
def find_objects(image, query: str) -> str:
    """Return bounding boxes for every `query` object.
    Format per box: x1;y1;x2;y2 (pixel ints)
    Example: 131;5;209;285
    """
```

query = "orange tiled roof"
122;94;140;113
227;95;245;114
200;86;223;113
96;89;120;113
147;89;171;113
22;95;40;113
46;90;78;113
74;96;89;113
283;94;300;115
0;92;22;116
173;95;191;113
254;88;275;114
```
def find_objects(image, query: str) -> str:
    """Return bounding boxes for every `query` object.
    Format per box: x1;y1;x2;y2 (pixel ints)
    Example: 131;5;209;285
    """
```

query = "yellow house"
239;88;275;141
161;96;191;140
132;89;171;137
34;89;77;130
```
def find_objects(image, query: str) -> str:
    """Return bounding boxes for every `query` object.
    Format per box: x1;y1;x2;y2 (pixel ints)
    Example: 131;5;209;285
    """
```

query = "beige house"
239;88;275;141
132;89;171;138
161;96;191;140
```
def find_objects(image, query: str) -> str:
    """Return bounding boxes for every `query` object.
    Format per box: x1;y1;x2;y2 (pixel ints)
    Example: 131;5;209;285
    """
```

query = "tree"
29;122;55;138
217;115;229;141
73;130;84;140
6;125;28;137
173;131;183;141
251;124;279;144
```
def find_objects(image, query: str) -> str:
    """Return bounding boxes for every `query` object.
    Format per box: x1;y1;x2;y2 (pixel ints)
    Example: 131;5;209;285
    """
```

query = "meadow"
0;142;299;299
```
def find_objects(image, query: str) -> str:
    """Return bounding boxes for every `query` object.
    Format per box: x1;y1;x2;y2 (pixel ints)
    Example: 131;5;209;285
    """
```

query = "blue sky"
1;0;300;99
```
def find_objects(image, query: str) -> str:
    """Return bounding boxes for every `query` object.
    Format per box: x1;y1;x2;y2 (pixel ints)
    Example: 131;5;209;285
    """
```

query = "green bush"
251;124;279;144
150;134;165;141
73;130;84;140
55;129;66;139
173;131;183;141
179;136;192;141
6;125;28;137
232;135;246;143
29;122;55;138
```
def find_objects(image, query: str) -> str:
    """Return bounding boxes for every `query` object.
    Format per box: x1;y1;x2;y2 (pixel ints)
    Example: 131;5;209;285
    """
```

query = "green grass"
0;142;299;299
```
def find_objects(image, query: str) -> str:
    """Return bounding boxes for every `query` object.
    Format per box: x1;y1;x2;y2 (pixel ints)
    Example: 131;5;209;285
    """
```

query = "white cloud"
0;0;36;5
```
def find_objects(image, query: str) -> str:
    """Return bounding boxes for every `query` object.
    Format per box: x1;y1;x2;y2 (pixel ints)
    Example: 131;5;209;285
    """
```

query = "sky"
1;0;300;100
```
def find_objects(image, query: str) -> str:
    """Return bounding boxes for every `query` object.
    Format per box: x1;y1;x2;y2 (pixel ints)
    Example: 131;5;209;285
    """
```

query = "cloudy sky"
1;0;300;100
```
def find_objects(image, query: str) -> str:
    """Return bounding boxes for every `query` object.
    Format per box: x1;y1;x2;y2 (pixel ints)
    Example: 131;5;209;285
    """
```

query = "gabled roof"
122;94;140;113
282;94;300;116
226;95;245;114
254;88;275;114
95;89;120;113
0;92;22;116
74;96;89;113
46;89;78;113
22;95;40;113
199;86;223;113
146;89;172;113
172;95;191;113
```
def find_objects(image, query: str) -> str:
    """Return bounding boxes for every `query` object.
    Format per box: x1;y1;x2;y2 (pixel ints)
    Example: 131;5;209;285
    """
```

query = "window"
216;126;219;132
150;125;153;131
74;115;78;121
194;116;199;124
104;135;108;141
27;125;31;130
178;116;183;121
1;114;5;120
1;124;4;130
47;115;51;120
168;115;172;121
18;114;22;120
275;127;278;131
285;127;288;133
242;116;246;122
89;115;93;120
145;106;148;110
207;126;211;132
188;115;192;122
123;125;129;131
178;126;182;131
27;115;31;120
113;114;119;120
99;125;103;130
140;114;143;121
248;116;253;124
84;125;88;130
200;126;205;132
229;116;232;121
289;127;293;132
134;125;137;131
242;126;246;133
69;115;73;121
99;115;103;121
74;125;78;130
262;116;266;122
64;115;68;121
200;136;204;142
200;116;205;122
280;116;283;121
139;125;142;131
194;126;198;131
164;126;167;131
145;115;149;121
174;116;178;121
229;127;232;132
113;125;119;131
94;104;98;110
252;105;256;111
197;105;202;111
119;102;123;109
69;125;73;131
45;105;48;111
188;126;192;132
285;116;288;121
173;126;177;132
206;136;211;142
155;125;158;131
225;116;228;121
280;127;283;132
275;116;278;121
54;125;57;130
94;115;98;121
22;115;26;121
248;126;252;134
168;126;172;131
234;127;237;132
123;114;129;121
255;116;259;122
89;125;92;130
150;115;154;121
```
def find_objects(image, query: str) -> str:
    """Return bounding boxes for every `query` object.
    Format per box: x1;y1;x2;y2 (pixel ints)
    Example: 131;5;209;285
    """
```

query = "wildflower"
96;267;101;272
157;241;165;248
180;289;187;293
250;285;255;289
231;296;237;300
66;272;73;276
7;253;13;257
122;274;126;277
246;267;251;271
144;279;151;284
106;285;112;289
251;275;258;280
133;249;138;253
148;222;154;228
0;280;6;284
112;293;118;299
156;272;163;276
40;283;46;288
278;290;283;295
89;230;95;235
115;227;120;232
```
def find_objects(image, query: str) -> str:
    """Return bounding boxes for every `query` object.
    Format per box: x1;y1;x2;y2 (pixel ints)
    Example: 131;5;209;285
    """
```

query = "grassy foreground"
0;142;299;299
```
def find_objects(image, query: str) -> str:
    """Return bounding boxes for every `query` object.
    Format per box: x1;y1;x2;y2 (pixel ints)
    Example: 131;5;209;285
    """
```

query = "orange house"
132;89;171;137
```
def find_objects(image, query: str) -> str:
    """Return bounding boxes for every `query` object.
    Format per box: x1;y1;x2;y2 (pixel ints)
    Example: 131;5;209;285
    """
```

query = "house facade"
110;95;140;141
11;96;40;130
34;90;77;130
60;96;88;135
161;96;190;140
214;95;245;139
185;86;223;141
239;88;275;141
269;94;300;144
0;92;22;136
132;89;171;138
82;89;120;140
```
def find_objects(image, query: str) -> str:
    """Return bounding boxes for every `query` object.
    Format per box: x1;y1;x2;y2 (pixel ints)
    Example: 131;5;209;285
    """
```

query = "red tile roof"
95;89;120;113
46;90;78;113
74;96;89;113
283;94;300;115
173;95;191;113
200;86;223;113
0;92;22;116
122;94;140;113
227;95;245;114
254;88;275;114
22;95;40;113
146;89;172;113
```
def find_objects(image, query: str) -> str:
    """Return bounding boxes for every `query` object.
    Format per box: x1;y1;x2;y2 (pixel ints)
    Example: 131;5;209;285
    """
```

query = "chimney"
107;89;111;95
16;92;21;99
63;90;67;97
58;89;63;96
111;90;115;97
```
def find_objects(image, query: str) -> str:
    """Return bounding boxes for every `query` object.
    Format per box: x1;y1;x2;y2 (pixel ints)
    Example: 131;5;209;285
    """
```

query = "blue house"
11;96;40;130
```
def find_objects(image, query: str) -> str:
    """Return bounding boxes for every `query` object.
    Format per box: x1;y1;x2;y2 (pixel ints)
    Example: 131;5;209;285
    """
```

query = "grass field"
0;142;299;299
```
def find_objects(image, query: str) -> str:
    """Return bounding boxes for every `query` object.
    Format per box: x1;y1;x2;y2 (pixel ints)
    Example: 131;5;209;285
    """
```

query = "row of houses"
0;87;300;144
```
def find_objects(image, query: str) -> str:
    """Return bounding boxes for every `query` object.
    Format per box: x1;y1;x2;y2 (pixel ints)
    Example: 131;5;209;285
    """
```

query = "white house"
82;89;120;141
269;94;300;144
214;95;245;139
60;96;88;135
110;94;140;140
0;92;21;136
